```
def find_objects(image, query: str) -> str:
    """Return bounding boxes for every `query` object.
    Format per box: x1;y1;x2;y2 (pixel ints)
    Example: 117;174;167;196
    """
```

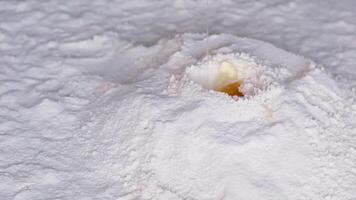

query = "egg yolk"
214;61;244;97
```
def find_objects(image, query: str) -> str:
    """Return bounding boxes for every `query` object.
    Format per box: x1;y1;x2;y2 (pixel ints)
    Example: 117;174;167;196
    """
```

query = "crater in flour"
185;53;273;98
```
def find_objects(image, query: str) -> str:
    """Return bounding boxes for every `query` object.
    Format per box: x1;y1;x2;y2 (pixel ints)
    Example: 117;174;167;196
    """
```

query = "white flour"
1;1;356;199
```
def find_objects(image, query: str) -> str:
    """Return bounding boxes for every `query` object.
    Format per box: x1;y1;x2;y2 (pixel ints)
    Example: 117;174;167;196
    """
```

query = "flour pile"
1;1;356;198
83;34;356;199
